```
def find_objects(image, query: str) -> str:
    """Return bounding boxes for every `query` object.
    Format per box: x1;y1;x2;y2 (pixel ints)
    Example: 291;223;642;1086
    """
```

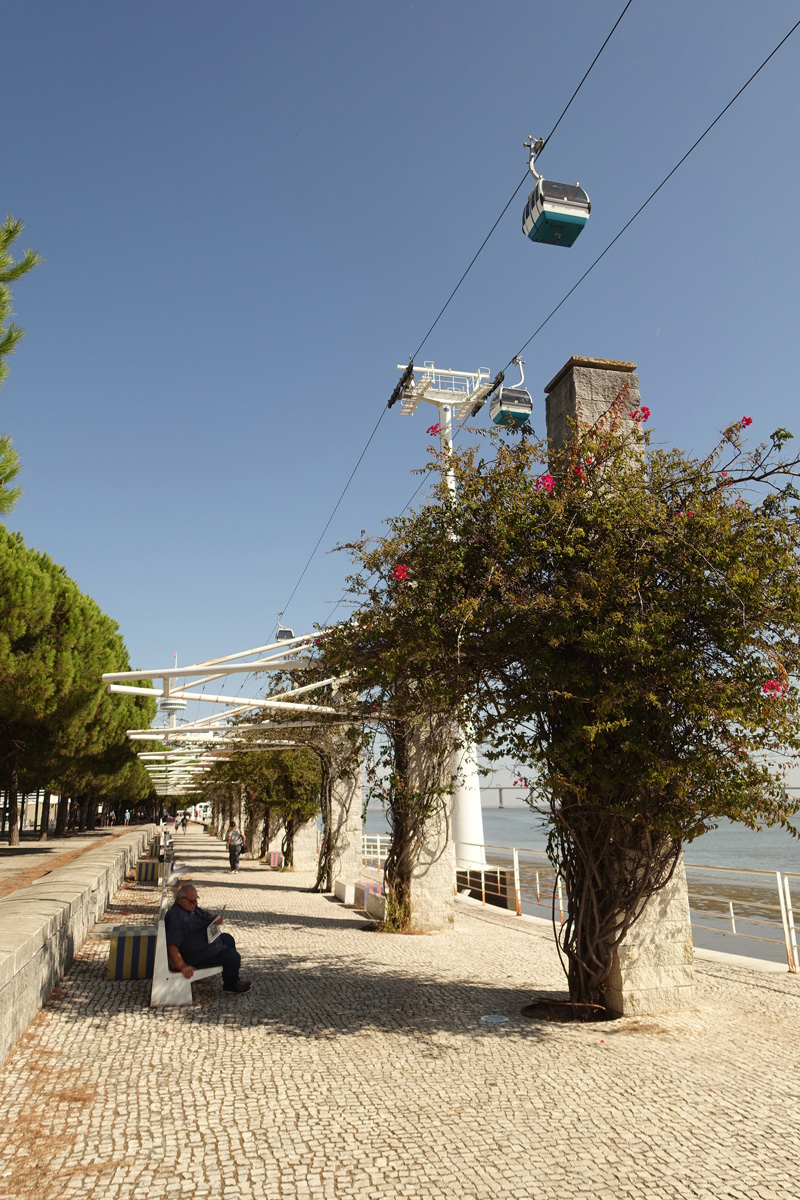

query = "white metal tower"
393;361;488;867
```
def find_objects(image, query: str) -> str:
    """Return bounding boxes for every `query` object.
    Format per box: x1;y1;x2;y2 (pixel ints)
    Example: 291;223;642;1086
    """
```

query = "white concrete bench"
149;874;222;1007
334;880;355;905
354;881;384;911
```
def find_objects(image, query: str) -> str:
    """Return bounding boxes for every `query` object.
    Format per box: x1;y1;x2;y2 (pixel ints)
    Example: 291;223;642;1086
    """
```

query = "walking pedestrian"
226;820;244;873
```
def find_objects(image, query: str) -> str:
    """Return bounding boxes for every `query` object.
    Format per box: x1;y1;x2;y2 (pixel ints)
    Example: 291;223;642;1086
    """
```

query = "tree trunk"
258;804;271;859
383;725;413;930
554;805;681;1007
282;817;297;868
38;792;51;842
77;795;90;832
312;760;335;892
55;793;69;837
7;762;20;847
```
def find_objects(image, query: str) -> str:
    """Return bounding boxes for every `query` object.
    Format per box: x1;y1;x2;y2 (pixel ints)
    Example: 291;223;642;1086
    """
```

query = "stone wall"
0;825;156;1064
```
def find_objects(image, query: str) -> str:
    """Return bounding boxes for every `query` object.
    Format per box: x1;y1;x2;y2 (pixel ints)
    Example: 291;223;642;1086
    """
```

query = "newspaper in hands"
206;906;226;943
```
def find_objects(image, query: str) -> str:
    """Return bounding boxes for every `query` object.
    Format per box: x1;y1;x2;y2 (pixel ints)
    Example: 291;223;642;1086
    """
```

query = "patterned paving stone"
0;829;799;1199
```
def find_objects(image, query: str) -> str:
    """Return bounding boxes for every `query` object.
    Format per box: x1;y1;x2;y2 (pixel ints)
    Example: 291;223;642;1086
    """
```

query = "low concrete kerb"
0;824;156;1064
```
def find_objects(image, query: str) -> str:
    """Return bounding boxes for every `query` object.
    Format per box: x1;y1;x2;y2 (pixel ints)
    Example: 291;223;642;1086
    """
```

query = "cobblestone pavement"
1;830;799;1200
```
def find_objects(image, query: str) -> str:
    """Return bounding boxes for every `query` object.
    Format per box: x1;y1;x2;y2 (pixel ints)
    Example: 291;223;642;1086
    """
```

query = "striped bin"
267;852;284;868
107;926;158;980
136;859;159;883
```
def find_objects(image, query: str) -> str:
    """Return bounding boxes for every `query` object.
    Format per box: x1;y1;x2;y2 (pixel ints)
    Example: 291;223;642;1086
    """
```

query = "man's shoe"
224;980;251;994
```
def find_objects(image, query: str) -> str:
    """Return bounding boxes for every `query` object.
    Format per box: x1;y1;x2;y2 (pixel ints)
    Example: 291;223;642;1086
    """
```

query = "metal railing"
362;833;390;869
684;863;800;970
450;838;800;973
359;832;800;972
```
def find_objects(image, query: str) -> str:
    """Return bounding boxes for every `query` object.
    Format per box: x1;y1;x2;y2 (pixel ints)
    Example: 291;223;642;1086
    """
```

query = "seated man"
164;882;251;994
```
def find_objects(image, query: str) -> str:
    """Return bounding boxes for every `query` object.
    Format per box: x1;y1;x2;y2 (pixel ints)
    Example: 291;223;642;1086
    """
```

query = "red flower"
629;406;651;424
741;416;752;428
391;564;409;581
535;473;555;493
762;678;788;696
426;423;441;436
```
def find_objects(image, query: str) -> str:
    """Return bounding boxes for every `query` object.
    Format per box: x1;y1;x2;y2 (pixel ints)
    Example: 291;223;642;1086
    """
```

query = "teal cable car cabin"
522;179;591;247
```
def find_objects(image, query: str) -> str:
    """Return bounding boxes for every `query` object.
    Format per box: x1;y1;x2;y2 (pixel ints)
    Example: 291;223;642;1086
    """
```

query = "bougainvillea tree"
324;400;800;1003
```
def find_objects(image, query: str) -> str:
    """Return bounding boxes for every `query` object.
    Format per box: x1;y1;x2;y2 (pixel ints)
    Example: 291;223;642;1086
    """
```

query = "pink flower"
426;423;441;436
741;416;752;428
762;678;788;696
513;777;529;788
629;406;651;423
391;564;409;581
535;473;555;493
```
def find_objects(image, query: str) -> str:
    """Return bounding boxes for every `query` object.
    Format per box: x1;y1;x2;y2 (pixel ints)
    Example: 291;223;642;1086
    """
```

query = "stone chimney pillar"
544;357;640;454
543;356;695;1016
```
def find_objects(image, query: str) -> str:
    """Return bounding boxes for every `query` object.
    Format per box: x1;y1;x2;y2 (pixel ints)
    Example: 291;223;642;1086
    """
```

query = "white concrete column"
407;720;455;932
605;851;695;1016
329;756;363;892
290;819;320;872
451;730;486;868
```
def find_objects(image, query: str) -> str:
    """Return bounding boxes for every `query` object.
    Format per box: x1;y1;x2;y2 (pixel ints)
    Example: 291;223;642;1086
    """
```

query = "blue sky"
3;1;800;716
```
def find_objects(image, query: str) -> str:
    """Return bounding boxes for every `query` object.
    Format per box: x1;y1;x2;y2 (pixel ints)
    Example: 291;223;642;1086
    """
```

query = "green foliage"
0;217;40;517
324;410;800;997
0;526;155;840
0;434;21;515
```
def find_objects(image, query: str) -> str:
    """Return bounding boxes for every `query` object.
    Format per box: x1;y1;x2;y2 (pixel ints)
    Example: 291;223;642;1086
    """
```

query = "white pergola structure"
103;632;352;797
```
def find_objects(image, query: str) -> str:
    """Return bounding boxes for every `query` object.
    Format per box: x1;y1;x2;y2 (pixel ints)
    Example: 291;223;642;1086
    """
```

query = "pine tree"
0;217;40;516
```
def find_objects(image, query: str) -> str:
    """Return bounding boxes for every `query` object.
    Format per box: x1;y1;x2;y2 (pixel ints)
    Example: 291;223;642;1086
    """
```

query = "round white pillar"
451;731;486;867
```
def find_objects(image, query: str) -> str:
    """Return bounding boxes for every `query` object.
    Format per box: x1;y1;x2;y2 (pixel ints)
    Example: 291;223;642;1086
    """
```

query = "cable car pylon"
392;360;488;868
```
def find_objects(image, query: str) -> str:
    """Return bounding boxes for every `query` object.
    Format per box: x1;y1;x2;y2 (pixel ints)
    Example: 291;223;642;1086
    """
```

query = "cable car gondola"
490;358;533;428
522;136;590;248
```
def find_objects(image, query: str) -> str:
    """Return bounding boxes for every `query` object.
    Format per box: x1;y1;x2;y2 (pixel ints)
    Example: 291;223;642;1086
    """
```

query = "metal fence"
362;834;800;973
362;834;391;869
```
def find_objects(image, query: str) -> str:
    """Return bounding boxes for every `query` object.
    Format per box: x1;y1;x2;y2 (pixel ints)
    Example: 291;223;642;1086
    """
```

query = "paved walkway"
0;827;148;897
0;830;798;1200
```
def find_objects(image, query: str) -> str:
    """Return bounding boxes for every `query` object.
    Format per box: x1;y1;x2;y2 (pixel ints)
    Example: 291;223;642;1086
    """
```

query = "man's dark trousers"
183;932;241;989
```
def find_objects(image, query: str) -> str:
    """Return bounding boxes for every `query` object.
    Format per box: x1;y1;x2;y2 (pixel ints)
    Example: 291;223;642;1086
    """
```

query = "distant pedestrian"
124;809;130;826
226;820;244;873
181;814;188;833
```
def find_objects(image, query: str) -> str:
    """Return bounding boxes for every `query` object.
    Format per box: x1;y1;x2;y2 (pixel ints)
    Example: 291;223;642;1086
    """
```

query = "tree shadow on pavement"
51;955;563;1043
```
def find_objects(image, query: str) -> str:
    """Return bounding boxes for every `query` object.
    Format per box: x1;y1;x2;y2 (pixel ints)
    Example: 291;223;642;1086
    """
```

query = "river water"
363;803;800;967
